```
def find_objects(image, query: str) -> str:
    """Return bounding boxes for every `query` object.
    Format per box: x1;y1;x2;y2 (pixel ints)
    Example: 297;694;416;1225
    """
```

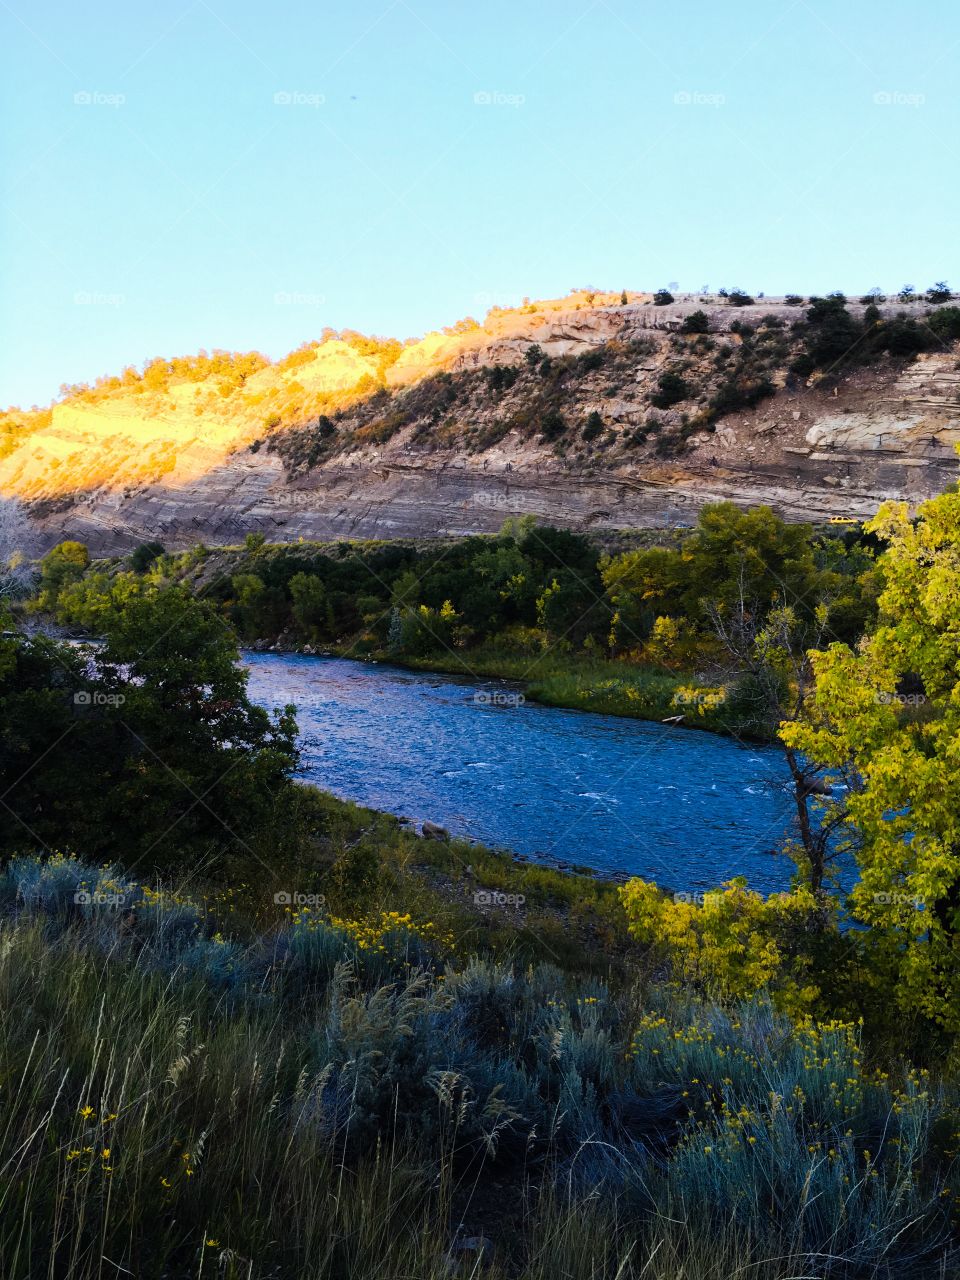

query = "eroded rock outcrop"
4;292;959;553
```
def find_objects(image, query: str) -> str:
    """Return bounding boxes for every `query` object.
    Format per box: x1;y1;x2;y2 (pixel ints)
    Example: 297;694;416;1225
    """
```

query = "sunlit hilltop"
0;289;636;500
3;286;959;554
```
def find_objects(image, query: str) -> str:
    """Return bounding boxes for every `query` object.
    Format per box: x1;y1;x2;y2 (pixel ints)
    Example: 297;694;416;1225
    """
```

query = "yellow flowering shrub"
294;907;456;958
618;877;821;1011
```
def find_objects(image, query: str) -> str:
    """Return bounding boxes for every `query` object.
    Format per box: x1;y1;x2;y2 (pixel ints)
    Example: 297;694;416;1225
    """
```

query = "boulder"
421;820;450;841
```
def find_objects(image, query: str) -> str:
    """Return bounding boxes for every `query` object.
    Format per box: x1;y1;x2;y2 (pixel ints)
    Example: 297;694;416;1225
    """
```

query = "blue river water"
243;652;797;893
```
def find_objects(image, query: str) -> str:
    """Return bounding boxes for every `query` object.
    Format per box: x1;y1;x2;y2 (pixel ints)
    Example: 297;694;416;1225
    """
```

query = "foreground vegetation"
1;852;957;1279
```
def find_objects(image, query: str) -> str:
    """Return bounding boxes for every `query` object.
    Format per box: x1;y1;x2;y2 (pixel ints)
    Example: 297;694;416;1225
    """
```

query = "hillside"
4;288;960;553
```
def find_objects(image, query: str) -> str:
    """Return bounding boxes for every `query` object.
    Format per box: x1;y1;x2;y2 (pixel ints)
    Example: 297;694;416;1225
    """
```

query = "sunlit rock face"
3;292;958;553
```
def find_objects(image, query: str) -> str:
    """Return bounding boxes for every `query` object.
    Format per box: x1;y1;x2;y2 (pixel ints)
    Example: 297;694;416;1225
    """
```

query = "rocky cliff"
4;289;959;553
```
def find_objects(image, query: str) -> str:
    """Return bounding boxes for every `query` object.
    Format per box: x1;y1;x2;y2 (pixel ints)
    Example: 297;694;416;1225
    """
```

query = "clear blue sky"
2;0;958;408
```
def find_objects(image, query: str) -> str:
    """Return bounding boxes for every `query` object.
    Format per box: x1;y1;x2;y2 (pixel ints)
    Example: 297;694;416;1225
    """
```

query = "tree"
793;295;862;371
231;572;284;639
727;288;754;307
130;541;165;573
603;545;687;651
36;540;89;611
539;409;566;442
927;281;953;304
604;503;858;890
396;601;458;657
708;598;850;897
582;411;604;442
680;310;709;334
650;371;688;408
0;497;38;599
1;576;302;873
535;571;603;647
289;572;327;638
653;289;674;306
928;307;960;341
781;491;960;1032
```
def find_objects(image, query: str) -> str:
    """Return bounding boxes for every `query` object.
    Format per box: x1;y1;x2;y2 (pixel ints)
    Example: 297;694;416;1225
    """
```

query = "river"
244;652;797;893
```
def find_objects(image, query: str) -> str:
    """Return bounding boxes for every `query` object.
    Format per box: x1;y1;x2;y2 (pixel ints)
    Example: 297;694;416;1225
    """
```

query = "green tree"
582;411;604;442
36;541;89;610
603;546;690;651
651;371;688;408
680;310;709;334
929;307;960;341
534;571;605;647
793;296;862;373
781;491;960;1032
2;578;302;873
129;541;165;573
231;572;271;639
289;572;328;638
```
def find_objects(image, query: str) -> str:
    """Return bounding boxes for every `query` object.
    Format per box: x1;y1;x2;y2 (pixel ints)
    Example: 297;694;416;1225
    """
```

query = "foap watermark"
272;491;326;507
274;890;326;907
674;90;725;108
473;90;525;107
74;690;125;707
873;892;925;909
474;889;526;908
74;291;125;307
473;690;525;708
672;688;726;707
274;290;326;306
673;890;723;906
256;687;325;710
273;90;325;108
74;890;126;907
471;491;513;510
873;90;925;108
74;90;125;108
875;692;926;707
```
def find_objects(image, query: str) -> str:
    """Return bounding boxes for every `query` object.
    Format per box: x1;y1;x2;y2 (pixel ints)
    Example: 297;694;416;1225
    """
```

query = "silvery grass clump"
0;853;248;987
617;993;957;1276
310;963;540;1161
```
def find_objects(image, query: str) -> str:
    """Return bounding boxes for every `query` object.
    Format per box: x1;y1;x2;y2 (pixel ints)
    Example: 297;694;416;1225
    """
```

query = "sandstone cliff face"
4;292;959;553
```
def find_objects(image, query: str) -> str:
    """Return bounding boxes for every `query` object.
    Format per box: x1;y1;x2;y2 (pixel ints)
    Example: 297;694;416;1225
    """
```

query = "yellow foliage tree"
781;491;960;1030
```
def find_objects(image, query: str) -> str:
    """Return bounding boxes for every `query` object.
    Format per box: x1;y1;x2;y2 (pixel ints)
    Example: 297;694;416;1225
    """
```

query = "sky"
2;0;959;408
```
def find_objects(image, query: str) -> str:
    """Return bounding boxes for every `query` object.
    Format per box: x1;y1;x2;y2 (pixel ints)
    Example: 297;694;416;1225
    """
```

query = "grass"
273;787;637;976
353;645;763;738
0;852;958;1279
